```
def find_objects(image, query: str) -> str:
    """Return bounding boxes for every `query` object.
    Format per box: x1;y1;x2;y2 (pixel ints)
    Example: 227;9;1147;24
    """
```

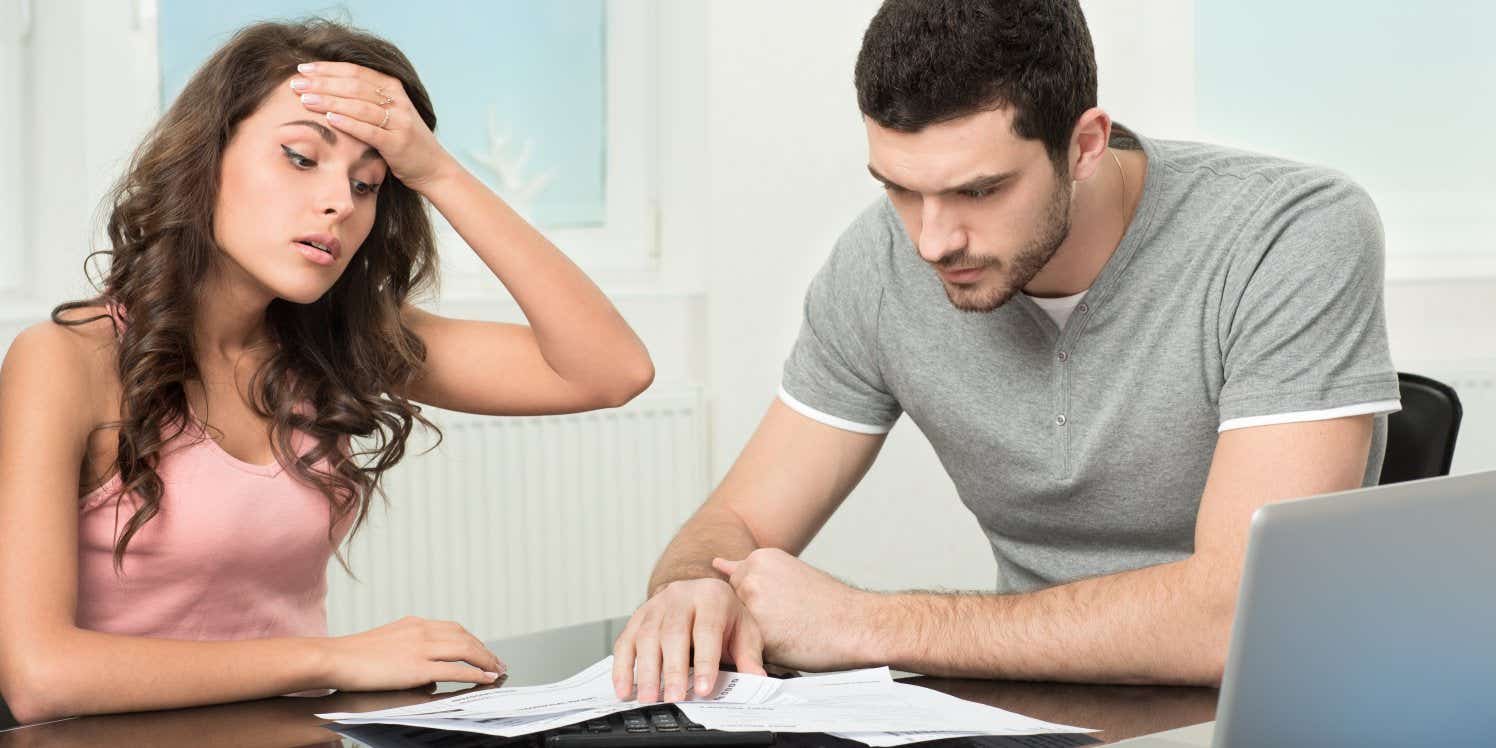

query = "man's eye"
281;145;316;168
959;188;994;199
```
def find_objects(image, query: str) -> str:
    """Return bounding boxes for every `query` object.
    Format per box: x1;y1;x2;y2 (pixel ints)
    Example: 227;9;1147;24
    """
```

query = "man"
613;0;1399;702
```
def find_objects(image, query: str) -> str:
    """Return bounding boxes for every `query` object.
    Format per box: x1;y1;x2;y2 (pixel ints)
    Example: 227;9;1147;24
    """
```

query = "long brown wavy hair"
53;19;442;571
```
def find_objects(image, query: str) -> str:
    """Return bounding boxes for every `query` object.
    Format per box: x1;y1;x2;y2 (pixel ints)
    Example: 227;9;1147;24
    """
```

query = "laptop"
1116;470;1496;746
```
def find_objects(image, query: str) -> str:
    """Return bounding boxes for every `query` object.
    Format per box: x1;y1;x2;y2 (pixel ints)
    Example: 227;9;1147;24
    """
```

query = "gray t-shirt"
780;128;1400;594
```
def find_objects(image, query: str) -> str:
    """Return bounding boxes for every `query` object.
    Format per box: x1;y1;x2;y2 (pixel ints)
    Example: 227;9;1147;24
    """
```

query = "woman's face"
213;75;389;304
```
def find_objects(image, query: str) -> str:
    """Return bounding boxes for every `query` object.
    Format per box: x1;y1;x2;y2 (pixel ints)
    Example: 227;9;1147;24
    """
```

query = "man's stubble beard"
940;177;1072;313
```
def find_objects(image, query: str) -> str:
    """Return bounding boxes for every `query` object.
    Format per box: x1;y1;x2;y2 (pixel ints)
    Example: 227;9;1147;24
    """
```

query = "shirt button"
1076;303;1089;314
1056;351;1069;362
1055;414;1067;426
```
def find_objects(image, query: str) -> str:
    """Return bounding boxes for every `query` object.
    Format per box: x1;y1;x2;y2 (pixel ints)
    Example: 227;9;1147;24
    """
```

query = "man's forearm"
862;554;1237;686
646;503;761;597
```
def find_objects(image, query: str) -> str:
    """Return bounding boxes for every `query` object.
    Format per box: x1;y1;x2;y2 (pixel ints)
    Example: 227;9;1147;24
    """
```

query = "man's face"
866;107;1071;312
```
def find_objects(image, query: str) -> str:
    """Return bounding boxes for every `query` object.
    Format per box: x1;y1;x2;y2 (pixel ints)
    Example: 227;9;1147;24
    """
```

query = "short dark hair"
854;0;1098;172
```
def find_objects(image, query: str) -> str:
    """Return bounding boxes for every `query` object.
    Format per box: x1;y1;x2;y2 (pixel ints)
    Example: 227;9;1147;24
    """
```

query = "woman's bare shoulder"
3;306;122;418
34;305;120;365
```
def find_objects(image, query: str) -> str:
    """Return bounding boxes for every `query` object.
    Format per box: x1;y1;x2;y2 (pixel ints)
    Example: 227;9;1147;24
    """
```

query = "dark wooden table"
0;618;1216;746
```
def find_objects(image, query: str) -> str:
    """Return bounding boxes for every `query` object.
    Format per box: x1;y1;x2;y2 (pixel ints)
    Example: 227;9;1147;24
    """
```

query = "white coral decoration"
468;107;556;213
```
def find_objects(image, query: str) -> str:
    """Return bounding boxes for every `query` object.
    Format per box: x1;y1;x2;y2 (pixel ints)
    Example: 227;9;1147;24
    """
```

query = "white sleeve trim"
1218;399;1402;433
777;385;892;435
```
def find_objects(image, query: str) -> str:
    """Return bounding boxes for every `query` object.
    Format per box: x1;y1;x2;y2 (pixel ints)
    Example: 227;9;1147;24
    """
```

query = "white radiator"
326;388;709;640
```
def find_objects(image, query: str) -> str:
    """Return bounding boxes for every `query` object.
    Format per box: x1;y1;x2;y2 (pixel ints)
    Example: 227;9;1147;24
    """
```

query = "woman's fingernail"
289;78;309;91
696;676;710;695
297;62;316;73
300;93;321;105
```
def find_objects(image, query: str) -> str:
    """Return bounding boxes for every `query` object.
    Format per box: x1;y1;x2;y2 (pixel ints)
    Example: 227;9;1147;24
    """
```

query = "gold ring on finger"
376;87;395;107
379;108;391;128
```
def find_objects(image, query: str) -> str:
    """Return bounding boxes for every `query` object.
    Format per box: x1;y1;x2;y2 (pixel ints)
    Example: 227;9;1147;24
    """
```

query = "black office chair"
1379;372;1462;485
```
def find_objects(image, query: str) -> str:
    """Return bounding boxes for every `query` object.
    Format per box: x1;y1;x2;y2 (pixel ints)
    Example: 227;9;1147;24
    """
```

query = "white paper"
332;707;620;739
318;657;1095;745
317;655;780;727
679;667;1091;735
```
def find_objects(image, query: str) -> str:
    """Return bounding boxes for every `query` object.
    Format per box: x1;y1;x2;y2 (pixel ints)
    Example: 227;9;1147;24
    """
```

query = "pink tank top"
76;307;351;640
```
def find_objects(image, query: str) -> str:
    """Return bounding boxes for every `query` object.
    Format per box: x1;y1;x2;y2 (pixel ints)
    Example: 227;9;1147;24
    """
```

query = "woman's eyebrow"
282;119;337;145
279;120;382;163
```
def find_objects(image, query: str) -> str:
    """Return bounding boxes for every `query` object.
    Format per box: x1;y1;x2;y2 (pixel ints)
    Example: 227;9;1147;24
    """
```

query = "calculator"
544;704;773;746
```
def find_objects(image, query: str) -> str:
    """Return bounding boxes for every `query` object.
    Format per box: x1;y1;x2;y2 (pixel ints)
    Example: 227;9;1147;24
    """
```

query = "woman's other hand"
322;616;505;691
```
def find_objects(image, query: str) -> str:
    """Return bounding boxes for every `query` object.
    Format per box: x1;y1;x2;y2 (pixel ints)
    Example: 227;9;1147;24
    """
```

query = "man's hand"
611;578;766;703
712;548;880;672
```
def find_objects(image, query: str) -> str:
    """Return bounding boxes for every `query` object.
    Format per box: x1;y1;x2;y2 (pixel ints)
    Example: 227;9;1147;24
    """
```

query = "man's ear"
1067;107;1113;183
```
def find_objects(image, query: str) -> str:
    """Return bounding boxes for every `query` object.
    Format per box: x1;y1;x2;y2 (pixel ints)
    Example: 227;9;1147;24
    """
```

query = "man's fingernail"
696;676;711;695
483;671;498;680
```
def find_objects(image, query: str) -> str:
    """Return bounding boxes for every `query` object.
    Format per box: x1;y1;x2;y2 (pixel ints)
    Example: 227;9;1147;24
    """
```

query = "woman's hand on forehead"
289;61;456;191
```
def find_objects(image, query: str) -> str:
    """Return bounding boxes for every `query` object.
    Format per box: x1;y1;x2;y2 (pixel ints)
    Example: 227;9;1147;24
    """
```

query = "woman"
0;19;653;724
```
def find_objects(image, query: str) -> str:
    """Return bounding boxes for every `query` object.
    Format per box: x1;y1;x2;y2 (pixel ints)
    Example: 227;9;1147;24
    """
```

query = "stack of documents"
317;656;1094;746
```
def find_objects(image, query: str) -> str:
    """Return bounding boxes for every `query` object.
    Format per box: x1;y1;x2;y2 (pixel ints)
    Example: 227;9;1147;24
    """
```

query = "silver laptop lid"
1214;470;1496;745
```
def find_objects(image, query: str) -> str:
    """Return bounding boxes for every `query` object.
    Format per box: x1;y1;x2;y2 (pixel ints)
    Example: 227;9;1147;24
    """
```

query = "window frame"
430;1;662;299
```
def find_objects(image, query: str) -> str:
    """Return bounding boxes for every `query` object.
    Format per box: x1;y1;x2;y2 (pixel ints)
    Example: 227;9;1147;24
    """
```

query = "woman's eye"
351;179;381;196
281;145;315;169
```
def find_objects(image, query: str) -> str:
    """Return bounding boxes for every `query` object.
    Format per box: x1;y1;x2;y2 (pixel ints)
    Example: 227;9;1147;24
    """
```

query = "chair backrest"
1379;372;1462;485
